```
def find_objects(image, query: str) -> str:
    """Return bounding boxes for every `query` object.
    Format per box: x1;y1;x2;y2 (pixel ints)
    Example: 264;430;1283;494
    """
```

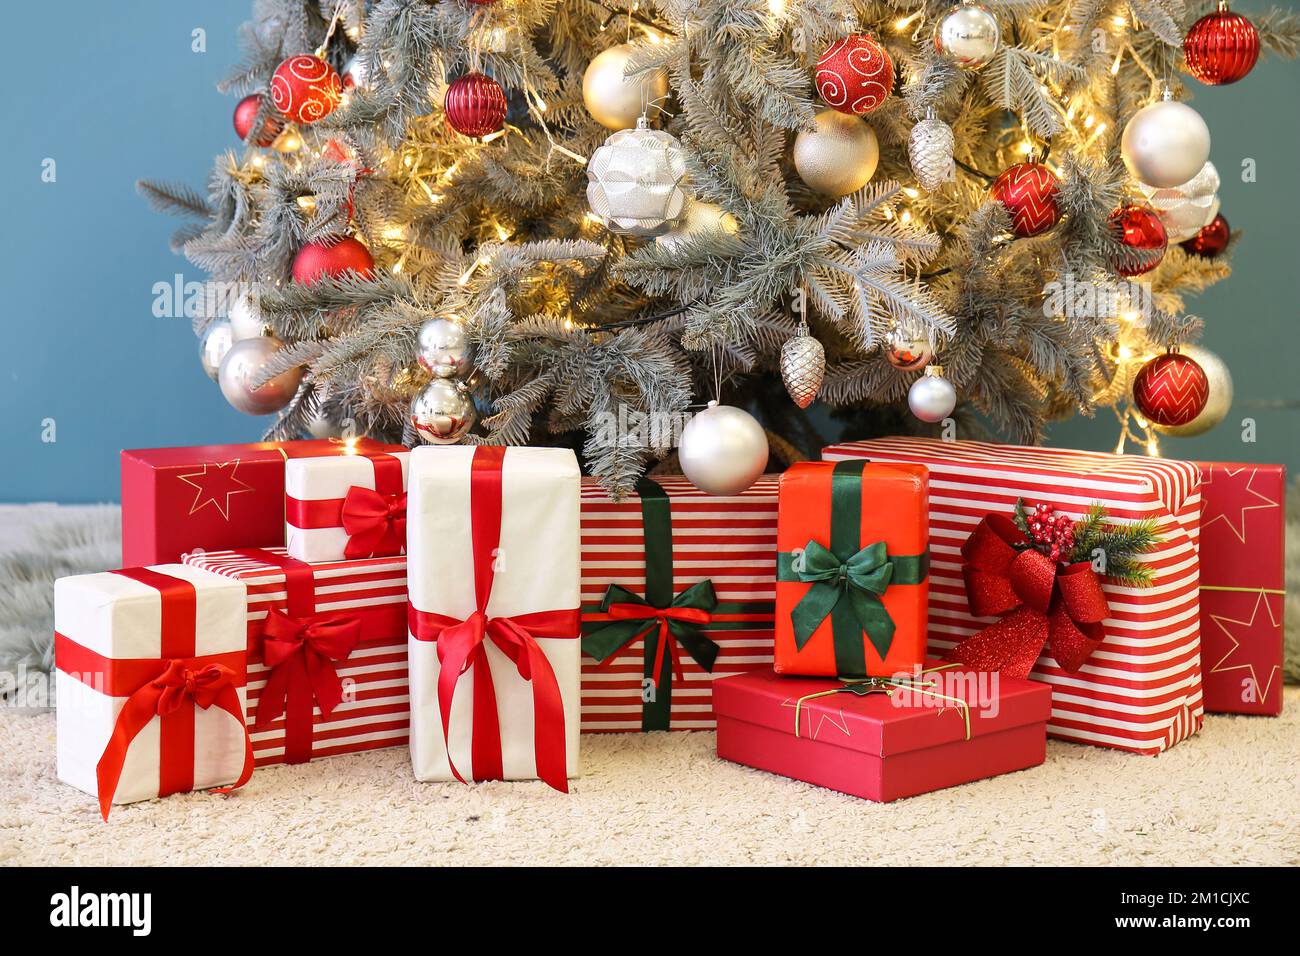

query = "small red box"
715;665;1052;802
121;439;405;566
1195;462;1286;715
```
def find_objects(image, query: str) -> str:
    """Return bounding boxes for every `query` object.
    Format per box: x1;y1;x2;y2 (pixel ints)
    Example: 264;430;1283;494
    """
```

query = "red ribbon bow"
948;513;1110;679
341;486;407;559
602;603;711;688
256;607;363;762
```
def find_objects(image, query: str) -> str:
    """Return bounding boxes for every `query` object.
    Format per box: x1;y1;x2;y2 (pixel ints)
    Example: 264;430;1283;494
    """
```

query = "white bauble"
218;336;304;415
1152;344;1233;437
654;198;740;254
199;319;234;382
678;402;768;496
794;110;879;197
410;378;476;444
582;43;669;132
1121;98;1211;189
1136;161;1221;243
587;118;688;237
228;291;270;341
907;367;957;423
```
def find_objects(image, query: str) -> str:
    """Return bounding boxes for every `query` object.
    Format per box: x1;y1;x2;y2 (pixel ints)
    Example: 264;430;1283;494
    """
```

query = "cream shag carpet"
2;694;1297;867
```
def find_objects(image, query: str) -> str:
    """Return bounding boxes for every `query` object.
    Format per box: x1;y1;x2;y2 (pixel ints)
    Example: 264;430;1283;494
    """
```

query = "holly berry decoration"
233;93;283;147
271;55;343;125
444;72;508;138
1184;2;1259;86
1132;350;1210;427
1180;212;1230;259
292;235;376;285
990;162;1060;237
1108;204;1168;277
1025;501;1076;563
814;34;894;117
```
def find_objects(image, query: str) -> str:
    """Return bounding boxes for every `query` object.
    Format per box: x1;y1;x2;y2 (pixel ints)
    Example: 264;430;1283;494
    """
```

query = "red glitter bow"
948;513;1110;679
340;486;407;559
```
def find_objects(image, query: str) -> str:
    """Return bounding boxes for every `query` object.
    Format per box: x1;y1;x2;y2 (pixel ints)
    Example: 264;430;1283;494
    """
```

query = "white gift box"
406;446;582;786
54;564;250;813
285;450;410;563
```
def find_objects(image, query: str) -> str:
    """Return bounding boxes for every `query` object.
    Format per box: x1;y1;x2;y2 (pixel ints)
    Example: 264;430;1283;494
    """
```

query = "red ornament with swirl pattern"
1132;351;1210;427
1108;204;1168;277
233;93;283;146
815;34;894;117
1181;212;1230;258
271;55;343;125
1184;3;1259;85
444;72;508;138
990;162;1060;237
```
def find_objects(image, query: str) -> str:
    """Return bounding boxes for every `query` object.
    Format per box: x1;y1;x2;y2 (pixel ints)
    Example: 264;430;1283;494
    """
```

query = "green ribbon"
582;579;721;675
775;459;929;676
792;664;971;742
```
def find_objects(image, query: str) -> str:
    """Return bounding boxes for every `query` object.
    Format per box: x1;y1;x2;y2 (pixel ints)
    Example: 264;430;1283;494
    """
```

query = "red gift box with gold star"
121;439;405;567
1195;462;1286;716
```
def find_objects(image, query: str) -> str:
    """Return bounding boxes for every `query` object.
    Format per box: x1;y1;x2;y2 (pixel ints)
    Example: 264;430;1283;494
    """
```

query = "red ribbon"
407;445;579;792
601;603;712;688
341;487;407;559
948;513;1111;679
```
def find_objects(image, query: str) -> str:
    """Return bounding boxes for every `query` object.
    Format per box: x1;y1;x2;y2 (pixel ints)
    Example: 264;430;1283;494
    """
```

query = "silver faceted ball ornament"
1152;344;1233;437
933;2;1001;70
218;335;304;416
1136;161;1220;243
907;366;957;423
417;316;471;378
908;113;955;192
587;117;688;237
794;110;879;197
410;378;476;444
780;326;826;409
228;290;270;341
199;319;234;382
583;43;669;132
678;402;769;496
1121;95;1211;190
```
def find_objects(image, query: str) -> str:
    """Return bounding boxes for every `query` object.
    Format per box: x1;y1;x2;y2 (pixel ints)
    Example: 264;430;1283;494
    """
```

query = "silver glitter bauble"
886;328;934;371
780;326;825;408
678;401;769;496
933;2;1001;70
199;319;234;382
1136;161;1221;243
417;316;471;378
908;114;955;192
1152;344;1233;437
907;366;957;423
410;378;476;444
587;117;688;237
654;198;740;255
218;335;304;416
1121;95;1211;189
794;110;879;197
582;43;669;132
228;291;270;341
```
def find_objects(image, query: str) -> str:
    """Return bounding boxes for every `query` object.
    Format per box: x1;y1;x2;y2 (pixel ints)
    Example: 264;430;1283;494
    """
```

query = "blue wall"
2;2;1297;503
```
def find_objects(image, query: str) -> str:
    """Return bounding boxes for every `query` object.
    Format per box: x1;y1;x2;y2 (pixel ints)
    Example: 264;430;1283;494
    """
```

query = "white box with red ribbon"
284;449;409;563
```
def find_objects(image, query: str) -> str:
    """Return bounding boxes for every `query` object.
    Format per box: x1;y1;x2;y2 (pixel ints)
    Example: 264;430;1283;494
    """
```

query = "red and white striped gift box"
183;547;409;766
580;475;778;732
822;438;1203;755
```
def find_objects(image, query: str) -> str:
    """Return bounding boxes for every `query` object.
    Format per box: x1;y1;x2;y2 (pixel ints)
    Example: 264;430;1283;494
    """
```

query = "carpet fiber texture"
2;693;1297;866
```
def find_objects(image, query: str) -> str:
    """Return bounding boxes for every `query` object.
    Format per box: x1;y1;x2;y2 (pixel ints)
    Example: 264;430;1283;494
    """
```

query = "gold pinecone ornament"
780;322;825;408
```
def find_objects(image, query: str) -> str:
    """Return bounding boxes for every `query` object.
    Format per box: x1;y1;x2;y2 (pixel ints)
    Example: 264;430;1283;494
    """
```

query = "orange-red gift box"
183;547;409;766
1195;462;1286;715
714;663;1052;802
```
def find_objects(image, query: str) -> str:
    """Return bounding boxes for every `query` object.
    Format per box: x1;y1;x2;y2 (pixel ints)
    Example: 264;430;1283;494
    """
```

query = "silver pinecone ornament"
780;322;825;408
908;110;955;192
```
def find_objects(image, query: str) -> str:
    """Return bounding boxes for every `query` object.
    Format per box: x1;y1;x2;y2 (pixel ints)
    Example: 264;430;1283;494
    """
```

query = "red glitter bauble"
292;236;375;285
990;163;1060;237
1133;351;1210;427
1181;213;1231;259
815;34;895;116
233;93;283;147
1108;204;1168;277
444;72;508;138
271;55;343;124
1184;5;1259;85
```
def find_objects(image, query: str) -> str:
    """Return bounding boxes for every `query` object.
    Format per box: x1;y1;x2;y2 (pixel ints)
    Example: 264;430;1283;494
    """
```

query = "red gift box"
714;663;1052;802
183;547;409;766
121;438;405;567
1196;463;1286;715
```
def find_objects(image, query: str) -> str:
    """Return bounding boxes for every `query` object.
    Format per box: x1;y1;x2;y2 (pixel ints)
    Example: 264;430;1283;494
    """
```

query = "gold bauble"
1152;344;1233;437
582;44;669;131
793;110;879;197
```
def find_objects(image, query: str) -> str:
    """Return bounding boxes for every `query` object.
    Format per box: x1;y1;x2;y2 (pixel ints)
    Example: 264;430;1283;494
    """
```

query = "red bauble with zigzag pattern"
990;162;1060;237
1133;351;1210;427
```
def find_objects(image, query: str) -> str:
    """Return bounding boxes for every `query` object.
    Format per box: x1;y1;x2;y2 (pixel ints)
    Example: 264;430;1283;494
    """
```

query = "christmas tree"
141;0;1298;495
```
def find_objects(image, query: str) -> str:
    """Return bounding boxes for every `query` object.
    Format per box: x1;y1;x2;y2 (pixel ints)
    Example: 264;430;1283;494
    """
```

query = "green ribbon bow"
582;580;721;676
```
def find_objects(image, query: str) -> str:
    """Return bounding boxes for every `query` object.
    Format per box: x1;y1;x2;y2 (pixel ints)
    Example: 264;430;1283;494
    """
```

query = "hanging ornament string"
315;2;346;58
516;12;587;165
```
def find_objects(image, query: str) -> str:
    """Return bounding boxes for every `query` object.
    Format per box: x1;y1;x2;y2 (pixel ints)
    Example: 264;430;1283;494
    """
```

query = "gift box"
823;437;1204;754
183;547;409;766
714;663;1052;802
285;449;410;563
54;564;254;818
580;475;778;732
1196;462;1286;715
774;460;930;678
121;438;406;566
407;445;582;790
